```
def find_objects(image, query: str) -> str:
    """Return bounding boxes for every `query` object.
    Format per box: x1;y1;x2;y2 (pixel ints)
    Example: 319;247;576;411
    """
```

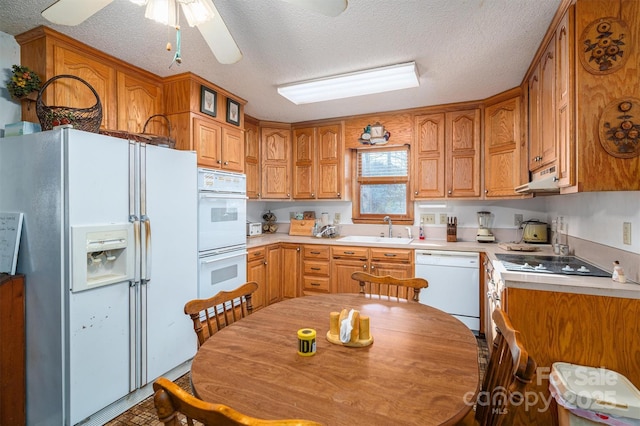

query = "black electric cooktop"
494;254;611;277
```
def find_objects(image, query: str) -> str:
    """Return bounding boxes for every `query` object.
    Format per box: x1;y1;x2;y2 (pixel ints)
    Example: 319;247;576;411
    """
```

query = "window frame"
351;144;414;225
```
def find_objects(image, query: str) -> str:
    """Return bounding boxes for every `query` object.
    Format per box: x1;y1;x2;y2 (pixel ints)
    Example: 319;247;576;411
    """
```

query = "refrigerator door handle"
141;215;152;282
131;215;141;283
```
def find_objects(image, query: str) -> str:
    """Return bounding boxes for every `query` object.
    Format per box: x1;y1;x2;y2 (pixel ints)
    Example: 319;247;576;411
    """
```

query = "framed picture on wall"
200;85;217;117
226;98;240;126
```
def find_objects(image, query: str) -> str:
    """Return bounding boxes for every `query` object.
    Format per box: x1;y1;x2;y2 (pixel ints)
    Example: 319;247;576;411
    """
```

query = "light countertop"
246;232;640;298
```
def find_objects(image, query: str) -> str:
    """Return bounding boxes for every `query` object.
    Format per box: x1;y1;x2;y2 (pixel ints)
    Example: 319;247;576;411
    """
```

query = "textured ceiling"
0;0;562;123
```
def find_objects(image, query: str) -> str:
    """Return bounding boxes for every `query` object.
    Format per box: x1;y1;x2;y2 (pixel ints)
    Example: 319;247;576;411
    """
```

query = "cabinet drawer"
370;248;412;263
304;261;329;276
331;246;368;259
303;276;330;292
248;248;266;261
303;245;330;260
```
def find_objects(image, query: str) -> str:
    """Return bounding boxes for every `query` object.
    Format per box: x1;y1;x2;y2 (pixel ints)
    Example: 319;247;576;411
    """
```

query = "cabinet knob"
485;189;489;194
362;264;367;270
448;190;452;195
311;193;315;197
224;161;229;165
414;191;418;195
370;265;375;270
217;160;222;164
287;193;290;198
337;192;341;197
296;247;300;252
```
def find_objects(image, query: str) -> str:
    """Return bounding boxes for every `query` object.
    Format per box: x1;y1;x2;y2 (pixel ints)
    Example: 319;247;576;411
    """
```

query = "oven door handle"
199;193;247;200
200;251;248;264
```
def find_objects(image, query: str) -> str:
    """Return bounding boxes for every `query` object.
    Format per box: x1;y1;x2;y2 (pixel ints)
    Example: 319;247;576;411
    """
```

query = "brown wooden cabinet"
261;125;292;199
244;116;261;199
446;109;481;198
484;93;526;198
0;274;25;426
369;248;413;278
330;246;413;294
555;7;574;188
116;71;163;133
504;287;640;425
280;244;301;299
17;26;163;132
528;36;557;172
413;113;446;198
265;245;282;304
292;127;315;199
413;108;480;199
246;247;267;311
52;44;117;130
292;124;344;200
192;117;244;172
302;245;331;294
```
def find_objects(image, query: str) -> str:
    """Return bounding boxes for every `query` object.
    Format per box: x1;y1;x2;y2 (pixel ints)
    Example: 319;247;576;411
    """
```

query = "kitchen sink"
336;235;414;245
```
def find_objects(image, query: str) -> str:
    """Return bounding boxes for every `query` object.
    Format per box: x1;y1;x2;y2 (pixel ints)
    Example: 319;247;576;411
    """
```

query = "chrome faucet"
383;216;392;238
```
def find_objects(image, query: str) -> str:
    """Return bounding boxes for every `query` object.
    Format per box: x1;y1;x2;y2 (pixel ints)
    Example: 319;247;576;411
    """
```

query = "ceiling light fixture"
129;0;215;27
277;62;420;105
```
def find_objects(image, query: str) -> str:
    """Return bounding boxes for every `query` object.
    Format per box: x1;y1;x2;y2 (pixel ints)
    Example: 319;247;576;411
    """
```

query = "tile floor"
105;336;490;425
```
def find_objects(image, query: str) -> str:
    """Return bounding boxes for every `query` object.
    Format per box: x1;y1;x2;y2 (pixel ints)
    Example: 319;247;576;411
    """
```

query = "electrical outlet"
623;222;632;245
514;214;523;227
421;213;436;224
439;213;448;224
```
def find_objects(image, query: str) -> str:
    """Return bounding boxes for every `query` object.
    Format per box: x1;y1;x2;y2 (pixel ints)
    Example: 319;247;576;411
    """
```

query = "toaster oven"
247;222;262;237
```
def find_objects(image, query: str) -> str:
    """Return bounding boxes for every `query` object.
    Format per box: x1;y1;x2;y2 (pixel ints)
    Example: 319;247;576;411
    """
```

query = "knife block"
447;219;457;242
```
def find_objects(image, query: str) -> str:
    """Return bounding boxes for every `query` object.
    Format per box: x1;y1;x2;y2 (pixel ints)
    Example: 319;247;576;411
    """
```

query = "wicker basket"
141;114;176;148
36;74;102;133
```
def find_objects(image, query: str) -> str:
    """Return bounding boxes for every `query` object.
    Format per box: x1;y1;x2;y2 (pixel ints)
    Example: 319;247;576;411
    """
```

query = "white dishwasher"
415;250;480;332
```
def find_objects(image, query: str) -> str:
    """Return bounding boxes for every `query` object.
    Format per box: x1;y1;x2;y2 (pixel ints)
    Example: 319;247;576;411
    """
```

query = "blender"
476;211;495;242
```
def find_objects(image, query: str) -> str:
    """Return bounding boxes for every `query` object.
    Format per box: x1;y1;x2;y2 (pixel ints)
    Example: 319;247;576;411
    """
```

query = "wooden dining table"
190;293;479;425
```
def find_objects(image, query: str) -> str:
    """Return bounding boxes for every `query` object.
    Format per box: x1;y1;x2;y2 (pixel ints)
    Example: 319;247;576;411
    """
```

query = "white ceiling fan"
41;0;348;65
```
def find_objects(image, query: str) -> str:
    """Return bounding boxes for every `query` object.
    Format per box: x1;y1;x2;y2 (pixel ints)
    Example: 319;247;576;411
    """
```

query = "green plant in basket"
6;65;41;101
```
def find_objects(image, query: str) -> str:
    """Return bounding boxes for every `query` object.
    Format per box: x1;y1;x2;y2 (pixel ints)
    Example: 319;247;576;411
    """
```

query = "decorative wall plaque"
598;98;640;158
579;17;630;74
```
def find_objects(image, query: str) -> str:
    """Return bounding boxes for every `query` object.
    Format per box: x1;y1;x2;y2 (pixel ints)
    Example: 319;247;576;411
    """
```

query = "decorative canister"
297;328;316;356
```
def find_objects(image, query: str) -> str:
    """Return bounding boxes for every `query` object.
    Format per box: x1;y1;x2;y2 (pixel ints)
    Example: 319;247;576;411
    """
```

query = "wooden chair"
459;307;537;426
184;281;259;347
153;377;322;426
350;272;428;302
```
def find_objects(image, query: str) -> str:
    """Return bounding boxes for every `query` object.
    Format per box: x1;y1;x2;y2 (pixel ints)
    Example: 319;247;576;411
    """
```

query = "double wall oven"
197;168;247;299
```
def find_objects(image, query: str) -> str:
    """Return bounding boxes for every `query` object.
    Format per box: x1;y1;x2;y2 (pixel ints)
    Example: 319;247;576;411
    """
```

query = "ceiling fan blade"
196;0;242;64
280;0;347;17
42;0;114;26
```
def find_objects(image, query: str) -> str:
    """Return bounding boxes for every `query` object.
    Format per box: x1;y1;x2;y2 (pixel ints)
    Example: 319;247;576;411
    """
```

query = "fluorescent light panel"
277;62;419;105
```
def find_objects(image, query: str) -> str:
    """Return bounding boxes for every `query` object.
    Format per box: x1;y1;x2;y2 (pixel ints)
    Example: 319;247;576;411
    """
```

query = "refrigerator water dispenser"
71;224;135;292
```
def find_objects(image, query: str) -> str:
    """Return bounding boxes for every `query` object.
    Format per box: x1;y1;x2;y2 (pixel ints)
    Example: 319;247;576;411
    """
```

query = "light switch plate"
421;213;435;224
439;213;448;224
623;222;631;245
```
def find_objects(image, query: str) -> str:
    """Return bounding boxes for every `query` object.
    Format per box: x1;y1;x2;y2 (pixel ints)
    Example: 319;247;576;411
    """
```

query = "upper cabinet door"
244;120;261;199
484;96;523;198
316;124;343;199
261;127;292;199
413;113;446;198
292;127;316;199
446;109;481;198
116;71;163;133
221;127;244;173
193;117;222;168
53;45;117;130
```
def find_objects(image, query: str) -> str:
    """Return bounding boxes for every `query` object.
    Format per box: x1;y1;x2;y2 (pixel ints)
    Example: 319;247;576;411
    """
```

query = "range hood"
515;165;560;194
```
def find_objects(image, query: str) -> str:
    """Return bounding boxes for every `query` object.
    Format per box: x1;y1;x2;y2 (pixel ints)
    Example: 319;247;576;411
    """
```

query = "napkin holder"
326;309;373;347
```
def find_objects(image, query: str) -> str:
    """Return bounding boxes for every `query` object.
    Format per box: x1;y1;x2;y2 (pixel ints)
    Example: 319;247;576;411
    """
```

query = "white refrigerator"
0;128;198;425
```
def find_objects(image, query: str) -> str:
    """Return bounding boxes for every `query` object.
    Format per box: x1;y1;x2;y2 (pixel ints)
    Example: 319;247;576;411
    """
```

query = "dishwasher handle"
415;250;479;257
